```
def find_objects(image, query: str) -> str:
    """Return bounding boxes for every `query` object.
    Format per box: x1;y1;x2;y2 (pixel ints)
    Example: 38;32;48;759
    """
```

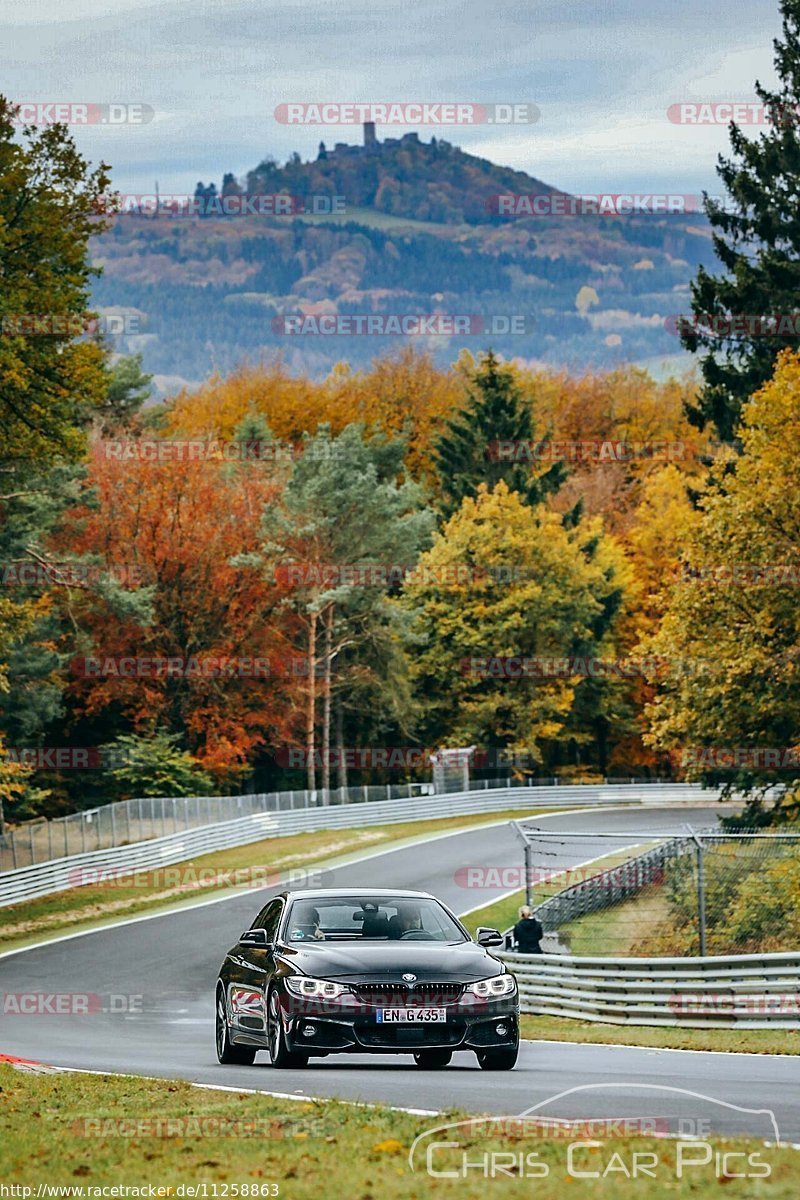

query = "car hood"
276;940;502;982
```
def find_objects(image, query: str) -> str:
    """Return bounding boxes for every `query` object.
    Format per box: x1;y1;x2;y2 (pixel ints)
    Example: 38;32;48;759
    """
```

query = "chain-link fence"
0;775;682;875
510;822;800;957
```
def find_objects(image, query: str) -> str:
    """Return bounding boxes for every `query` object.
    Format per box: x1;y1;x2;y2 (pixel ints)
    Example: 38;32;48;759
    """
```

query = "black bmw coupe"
215;887;519;1070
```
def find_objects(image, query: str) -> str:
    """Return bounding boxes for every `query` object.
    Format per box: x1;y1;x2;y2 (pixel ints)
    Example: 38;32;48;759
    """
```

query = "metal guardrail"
0;782;716;907
500;949;800;1028
0;774;693;873
0;781;440;873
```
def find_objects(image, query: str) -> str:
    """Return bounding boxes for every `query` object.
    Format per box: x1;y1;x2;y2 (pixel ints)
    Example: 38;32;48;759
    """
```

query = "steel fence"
0;776;690;874
529;838;694;932
0;782;717;907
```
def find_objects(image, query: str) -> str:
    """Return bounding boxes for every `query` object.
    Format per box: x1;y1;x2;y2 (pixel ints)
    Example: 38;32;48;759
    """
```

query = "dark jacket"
513;915;543;953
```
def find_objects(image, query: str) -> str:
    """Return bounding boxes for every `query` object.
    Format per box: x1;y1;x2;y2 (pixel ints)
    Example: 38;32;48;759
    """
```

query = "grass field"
0;1065;796;1197
0;806;581;954
547;882;673;956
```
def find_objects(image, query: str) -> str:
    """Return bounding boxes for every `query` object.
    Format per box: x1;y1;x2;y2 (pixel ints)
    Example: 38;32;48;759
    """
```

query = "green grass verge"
520;1014;800;1056
0;806;580;955
0;1065;796;1196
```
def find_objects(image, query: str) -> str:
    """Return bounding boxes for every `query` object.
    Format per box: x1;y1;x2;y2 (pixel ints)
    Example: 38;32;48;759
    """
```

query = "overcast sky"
1;0;783;197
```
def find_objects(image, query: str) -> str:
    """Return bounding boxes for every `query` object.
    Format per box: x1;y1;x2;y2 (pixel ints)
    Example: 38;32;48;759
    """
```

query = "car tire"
216;986;257;1065
267;987;309;1069
476;1044;518;1071
413;1049;452;1069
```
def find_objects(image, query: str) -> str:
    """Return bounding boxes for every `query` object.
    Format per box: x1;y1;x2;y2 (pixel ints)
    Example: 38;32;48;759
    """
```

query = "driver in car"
293;903;326;940
389;905;422;937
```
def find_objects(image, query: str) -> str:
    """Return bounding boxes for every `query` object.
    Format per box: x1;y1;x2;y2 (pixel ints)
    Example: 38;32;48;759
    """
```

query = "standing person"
513;905;543;953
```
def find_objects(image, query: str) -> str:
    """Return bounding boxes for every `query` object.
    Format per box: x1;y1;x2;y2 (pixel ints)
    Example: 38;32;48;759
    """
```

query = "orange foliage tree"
59;444;304;784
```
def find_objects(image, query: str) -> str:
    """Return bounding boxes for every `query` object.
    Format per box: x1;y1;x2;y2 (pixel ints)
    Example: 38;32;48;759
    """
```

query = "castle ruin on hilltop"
317;122;445;161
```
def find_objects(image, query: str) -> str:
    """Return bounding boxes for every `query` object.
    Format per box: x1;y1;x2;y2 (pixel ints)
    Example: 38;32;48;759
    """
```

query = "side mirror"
476;926;504;947
240;928;269;947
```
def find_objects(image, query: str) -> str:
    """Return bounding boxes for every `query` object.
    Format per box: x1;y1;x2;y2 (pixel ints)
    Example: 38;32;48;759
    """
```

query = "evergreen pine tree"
432;351;566;519
682;0;800;441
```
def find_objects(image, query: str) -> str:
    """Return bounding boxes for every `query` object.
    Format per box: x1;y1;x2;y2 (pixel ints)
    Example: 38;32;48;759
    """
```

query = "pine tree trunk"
306;610;317;792
335;699;347;793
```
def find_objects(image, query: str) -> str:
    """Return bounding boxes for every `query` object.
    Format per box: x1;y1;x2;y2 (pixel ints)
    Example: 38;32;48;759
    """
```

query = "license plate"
377;1007;446;1023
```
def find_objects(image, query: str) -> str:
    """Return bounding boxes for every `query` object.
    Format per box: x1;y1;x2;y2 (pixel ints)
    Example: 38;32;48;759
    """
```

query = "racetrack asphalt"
1;804;798;1141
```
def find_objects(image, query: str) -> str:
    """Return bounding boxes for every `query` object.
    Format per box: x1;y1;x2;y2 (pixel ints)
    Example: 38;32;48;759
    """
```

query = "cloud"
1;0;782;195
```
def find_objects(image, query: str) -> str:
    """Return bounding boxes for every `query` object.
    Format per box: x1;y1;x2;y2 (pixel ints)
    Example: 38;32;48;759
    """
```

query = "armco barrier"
0;782;718;907
500;949;800;1029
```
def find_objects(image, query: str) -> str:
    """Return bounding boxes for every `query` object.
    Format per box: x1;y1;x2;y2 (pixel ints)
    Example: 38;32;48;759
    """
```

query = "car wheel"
215;986;256;1065
413;1049;452;1069
267;987;309;1069
476;1044;518;1071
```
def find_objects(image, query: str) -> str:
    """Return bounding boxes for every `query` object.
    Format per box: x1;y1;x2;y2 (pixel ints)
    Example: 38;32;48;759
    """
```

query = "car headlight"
284;975;350;999
467;974;517;998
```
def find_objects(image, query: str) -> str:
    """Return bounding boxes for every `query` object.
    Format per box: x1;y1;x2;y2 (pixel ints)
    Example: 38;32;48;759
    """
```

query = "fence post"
696;842;707;956
686;826;707;956
524;842;534;908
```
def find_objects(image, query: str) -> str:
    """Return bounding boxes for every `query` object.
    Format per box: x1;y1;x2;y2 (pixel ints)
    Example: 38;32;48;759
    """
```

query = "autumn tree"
61;431;301;786
403;481;631;773
0;95;110;466
0;95;113;822
252;424;433;792
644;350;800;811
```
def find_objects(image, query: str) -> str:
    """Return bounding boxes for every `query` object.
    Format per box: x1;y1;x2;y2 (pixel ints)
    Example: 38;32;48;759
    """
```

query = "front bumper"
278;989;519;1054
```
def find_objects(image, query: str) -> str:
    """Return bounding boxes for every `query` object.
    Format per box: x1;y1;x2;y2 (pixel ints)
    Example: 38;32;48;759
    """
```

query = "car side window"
261;897;283;940
255;899;283;942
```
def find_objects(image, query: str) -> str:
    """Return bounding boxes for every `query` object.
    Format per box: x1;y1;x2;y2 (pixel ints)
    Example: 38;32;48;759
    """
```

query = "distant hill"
92;129;712;391
239;129;563;224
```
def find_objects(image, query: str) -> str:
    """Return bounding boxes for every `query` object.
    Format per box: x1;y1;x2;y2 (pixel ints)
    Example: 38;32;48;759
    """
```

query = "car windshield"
283;896;467;943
